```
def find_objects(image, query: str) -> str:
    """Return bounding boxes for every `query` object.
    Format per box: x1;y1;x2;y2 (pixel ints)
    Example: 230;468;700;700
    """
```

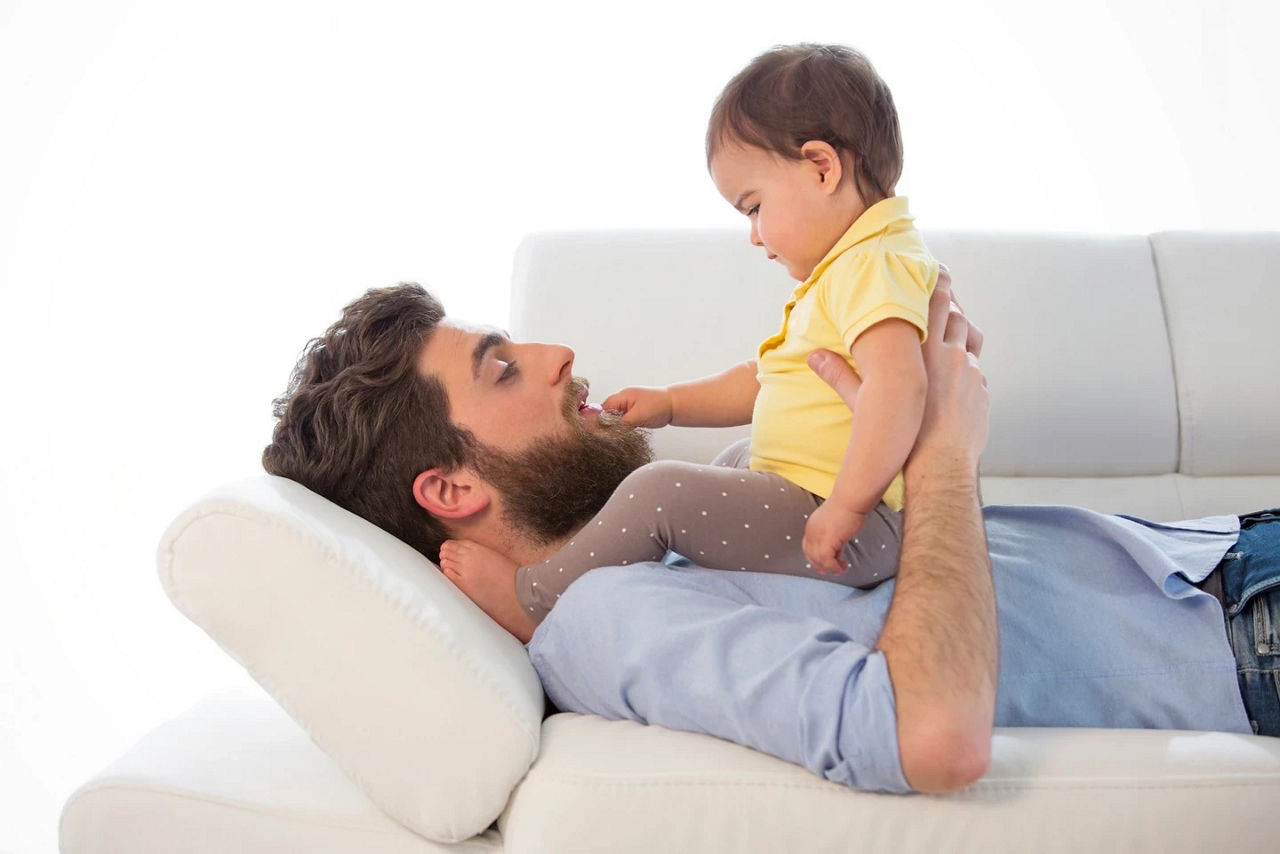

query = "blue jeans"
1220;509;1280;736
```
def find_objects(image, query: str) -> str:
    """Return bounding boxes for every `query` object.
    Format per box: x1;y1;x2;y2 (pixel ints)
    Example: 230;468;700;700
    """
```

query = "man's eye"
498;360;518;382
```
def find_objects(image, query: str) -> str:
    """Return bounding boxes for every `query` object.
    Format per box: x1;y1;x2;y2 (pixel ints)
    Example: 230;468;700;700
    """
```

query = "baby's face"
710;141;856;282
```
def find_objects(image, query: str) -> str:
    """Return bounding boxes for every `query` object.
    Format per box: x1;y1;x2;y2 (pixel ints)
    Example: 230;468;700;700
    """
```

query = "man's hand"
806;266;987;461
909;268;989;472
601;386;674;428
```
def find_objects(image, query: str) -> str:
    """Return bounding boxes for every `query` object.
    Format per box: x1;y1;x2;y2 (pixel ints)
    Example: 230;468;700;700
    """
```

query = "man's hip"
1201;508;1280;736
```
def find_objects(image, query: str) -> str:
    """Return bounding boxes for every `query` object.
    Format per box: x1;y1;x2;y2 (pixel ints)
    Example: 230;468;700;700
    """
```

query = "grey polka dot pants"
514;454;902;624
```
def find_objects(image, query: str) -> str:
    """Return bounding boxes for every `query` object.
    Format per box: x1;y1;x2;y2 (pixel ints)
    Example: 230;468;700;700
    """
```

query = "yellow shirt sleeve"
816;248;938;356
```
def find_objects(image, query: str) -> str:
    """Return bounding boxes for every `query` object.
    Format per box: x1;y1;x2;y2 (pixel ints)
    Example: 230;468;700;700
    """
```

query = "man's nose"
534;343;575;385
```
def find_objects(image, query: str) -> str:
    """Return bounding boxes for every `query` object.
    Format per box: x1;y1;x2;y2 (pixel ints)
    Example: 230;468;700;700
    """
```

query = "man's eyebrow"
471;331;509;380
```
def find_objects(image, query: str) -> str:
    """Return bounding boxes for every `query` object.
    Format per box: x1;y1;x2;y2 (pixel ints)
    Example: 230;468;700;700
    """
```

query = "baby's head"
707;44;903;280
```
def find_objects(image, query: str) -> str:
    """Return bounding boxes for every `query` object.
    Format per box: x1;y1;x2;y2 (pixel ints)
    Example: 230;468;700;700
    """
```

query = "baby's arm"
804;319;926;574
603;360;759;428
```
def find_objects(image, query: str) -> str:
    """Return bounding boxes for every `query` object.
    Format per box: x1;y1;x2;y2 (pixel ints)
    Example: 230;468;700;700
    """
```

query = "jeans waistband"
1198;509;1280;610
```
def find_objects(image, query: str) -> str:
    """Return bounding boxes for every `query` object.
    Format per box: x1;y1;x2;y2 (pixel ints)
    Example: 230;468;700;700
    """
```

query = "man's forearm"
878;447;997;793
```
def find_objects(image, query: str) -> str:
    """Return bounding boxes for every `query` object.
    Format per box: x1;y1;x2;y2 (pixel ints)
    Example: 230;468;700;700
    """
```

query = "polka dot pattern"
511;460;902;625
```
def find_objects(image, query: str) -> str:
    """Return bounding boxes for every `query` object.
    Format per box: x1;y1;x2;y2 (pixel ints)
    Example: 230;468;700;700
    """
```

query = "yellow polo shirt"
749;196;938;510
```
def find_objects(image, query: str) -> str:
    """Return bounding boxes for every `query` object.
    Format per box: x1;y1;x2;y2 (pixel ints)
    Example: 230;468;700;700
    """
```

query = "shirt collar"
797;195;915;292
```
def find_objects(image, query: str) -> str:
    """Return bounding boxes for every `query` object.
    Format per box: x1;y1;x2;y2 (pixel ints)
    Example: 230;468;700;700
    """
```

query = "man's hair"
262;283;472;563
706;43;903;205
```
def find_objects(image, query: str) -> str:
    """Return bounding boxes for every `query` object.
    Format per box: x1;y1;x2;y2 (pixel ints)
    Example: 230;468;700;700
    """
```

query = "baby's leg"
708;439;900;583
626;461;899;587
709;436;752;469
516;460;900;624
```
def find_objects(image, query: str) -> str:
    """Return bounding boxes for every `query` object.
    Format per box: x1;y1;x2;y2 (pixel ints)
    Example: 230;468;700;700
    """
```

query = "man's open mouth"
571;381;601;418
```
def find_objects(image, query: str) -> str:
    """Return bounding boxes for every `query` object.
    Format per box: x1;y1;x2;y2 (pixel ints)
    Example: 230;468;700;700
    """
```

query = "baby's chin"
782;260;815;281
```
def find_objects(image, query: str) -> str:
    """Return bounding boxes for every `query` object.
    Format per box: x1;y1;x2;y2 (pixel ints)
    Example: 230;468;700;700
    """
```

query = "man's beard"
469;378;653;546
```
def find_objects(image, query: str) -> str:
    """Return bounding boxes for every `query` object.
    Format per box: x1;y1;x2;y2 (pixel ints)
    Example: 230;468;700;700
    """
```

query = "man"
263;278;1277;795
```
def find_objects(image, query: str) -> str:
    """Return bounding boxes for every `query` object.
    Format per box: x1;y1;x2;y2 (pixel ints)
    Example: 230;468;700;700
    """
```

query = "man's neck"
448;514;578;569
506;528;577;567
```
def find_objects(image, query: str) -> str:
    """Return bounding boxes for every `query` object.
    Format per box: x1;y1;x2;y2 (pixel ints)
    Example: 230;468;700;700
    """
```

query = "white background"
1;0;1277;850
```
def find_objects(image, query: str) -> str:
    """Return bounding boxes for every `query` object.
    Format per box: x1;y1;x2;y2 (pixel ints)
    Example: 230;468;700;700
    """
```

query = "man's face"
419;320;652;543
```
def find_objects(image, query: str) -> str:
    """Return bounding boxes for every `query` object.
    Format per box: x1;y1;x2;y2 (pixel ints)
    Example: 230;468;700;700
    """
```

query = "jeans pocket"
1253;590;1280;656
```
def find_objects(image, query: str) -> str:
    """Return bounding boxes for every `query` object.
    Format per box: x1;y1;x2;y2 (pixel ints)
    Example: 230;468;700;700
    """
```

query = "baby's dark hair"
707;43;903;205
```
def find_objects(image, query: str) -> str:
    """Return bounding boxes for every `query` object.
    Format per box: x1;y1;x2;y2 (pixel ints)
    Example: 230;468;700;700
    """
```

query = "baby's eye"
747;204;759;217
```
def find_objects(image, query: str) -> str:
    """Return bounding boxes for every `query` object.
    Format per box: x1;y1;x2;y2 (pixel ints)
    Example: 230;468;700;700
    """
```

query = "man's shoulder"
548;562;755;615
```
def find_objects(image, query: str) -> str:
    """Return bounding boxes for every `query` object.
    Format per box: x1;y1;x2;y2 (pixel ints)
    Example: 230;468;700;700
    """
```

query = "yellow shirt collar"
797;195;915;293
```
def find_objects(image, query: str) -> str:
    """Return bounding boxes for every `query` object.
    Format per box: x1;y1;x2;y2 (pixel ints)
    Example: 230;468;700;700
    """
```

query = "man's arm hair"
878;448;996;793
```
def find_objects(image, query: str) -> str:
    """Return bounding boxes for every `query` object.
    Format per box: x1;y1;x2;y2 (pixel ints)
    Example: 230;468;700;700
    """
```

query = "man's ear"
412;467;491;520
800;140;844;196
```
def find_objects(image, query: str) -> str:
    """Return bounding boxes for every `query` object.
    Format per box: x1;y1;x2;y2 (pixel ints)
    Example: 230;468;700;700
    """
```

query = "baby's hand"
600;386;673;428
802;501;867;575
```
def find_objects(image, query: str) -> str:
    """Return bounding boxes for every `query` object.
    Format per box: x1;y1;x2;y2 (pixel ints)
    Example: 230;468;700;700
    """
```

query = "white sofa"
61;230;1280;852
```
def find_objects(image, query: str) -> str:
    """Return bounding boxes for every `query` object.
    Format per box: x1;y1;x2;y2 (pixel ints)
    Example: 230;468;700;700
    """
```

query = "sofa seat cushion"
500;713;1280;853
60;689;502;854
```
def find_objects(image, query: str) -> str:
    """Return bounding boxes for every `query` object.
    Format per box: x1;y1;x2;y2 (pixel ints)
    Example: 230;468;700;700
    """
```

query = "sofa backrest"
511;229;1279;520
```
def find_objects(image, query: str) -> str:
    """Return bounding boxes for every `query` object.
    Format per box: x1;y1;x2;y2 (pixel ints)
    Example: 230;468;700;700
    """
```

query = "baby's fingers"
600;391;632;413
802;539;840;576
816;546;849;576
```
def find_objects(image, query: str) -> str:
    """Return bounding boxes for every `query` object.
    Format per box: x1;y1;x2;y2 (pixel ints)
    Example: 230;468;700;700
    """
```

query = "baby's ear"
800;140;844;193
412;467;490;520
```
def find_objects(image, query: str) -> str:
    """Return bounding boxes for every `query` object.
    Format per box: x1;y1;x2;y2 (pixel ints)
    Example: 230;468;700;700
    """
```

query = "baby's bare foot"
439;540;535;642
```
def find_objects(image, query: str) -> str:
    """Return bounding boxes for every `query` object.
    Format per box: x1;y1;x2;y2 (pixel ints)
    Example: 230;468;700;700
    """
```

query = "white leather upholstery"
60;689;500;854
156;476;543;843
1151;231;1280;476
62;229;1280;853
919;231;1179;477
503;714;1280;854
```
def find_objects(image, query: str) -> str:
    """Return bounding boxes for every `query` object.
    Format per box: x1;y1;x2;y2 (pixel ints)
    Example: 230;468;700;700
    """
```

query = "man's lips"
570;381;602;418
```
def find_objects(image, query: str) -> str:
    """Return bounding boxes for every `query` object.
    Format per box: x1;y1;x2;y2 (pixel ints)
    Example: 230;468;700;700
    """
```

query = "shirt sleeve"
527;564;912;793
819;249;937;354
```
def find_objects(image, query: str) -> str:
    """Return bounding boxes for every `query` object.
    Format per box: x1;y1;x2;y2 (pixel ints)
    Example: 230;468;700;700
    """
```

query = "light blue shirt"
527;505;1252;793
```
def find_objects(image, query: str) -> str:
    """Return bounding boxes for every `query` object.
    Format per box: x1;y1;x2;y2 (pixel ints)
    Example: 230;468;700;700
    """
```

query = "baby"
444;44;940;634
